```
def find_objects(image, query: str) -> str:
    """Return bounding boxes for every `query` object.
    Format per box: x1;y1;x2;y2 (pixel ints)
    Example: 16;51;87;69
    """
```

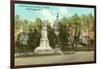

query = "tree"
58;17;70;51
15;15;22;33
47;23;56;49
28;18;42;52
72;14;81;51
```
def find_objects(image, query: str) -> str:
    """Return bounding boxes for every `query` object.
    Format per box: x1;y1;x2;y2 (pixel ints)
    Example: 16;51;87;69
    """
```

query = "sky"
15;3;94;25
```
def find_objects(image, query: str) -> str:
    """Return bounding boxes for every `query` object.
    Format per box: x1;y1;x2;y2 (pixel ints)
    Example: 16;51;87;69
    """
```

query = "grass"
15;51;94;66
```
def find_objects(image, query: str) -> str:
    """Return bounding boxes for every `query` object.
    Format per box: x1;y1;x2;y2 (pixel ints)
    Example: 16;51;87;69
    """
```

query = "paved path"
15;51;94;66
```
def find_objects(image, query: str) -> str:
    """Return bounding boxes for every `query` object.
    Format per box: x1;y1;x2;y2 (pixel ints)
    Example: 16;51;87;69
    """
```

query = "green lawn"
15;51;94;66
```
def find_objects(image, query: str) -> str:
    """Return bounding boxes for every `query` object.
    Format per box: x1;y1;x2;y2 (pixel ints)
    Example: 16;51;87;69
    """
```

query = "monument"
34;20;54;54
53;13;63;54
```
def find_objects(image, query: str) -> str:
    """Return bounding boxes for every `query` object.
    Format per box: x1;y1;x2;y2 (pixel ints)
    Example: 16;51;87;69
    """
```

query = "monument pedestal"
34;39;54;54
34;46;54;54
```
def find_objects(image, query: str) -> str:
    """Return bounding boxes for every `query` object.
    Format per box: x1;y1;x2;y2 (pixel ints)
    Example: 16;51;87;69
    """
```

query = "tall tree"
28;18;42;52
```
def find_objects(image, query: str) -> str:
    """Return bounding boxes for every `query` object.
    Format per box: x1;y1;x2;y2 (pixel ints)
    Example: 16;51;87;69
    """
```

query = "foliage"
15;13;95;54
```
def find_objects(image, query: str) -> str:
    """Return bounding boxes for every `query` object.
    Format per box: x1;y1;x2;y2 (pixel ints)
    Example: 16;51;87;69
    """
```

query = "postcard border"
10;1;96;69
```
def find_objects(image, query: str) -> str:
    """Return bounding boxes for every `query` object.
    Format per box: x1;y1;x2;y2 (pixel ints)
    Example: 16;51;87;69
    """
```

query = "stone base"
34;46;54;54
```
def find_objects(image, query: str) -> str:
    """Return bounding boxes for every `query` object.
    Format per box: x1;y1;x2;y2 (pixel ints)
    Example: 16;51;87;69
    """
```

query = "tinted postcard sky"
15;3;94;24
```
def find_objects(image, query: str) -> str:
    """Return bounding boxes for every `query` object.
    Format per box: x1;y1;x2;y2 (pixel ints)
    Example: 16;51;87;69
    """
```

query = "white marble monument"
34;21;53;54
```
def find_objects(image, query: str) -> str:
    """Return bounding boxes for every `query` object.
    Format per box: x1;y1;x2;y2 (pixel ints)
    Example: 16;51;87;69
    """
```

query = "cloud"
59;7;70;18
39;7;70;26
41;9;55;26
